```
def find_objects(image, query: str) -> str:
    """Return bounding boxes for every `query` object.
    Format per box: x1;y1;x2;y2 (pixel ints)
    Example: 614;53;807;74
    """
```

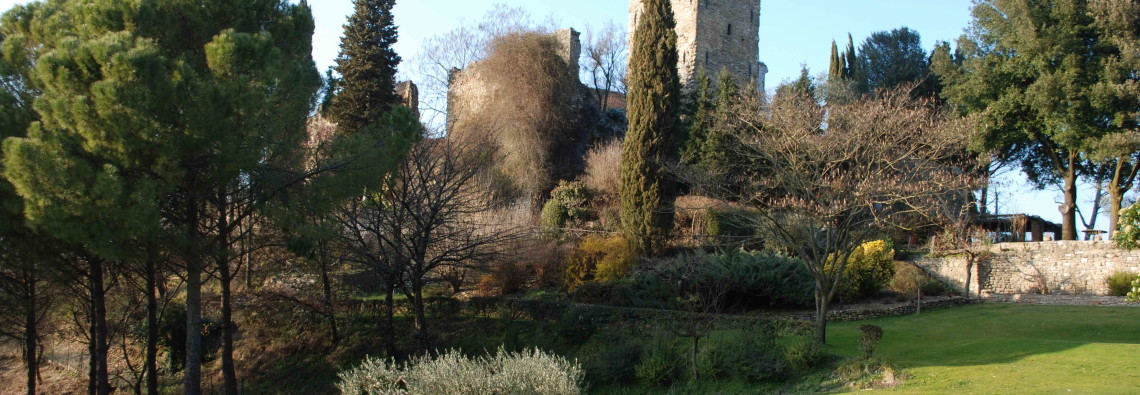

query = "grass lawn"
827;303;1140;394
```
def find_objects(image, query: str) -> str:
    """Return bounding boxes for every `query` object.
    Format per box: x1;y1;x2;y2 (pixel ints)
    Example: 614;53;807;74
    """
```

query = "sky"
0;0;1121;234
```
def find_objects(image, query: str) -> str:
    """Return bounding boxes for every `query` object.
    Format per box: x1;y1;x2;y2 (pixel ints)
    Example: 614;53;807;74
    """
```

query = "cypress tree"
329;0;401;132
622;0;682;254
681;67;713;166
828;40;844;80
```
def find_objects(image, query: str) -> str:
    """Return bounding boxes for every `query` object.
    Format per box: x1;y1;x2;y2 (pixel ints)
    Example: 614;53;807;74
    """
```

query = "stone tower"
628;0;767;93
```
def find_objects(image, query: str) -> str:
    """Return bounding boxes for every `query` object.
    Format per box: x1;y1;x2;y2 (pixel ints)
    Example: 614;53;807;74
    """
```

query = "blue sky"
0;0;1119;233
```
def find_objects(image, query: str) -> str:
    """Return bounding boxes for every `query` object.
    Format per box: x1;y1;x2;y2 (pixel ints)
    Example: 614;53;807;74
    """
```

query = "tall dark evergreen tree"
681;67;713;166
858;27;932;95
622;0;682;254
329;0;402;132
829;40;844;80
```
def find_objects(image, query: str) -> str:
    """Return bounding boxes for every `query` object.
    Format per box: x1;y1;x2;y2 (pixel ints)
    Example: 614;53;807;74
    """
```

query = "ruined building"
629;0;767;92
446;29;603;202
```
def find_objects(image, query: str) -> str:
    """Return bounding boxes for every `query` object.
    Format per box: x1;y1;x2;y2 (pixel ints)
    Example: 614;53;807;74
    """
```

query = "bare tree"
582;22;628;113
343;138;517;349
409;4;549;130
694;85;978;344
654;254;728;381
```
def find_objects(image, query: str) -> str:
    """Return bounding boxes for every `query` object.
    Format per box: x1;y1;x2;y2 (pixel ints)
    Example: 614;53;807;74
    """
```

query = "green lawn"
827;304;1140;394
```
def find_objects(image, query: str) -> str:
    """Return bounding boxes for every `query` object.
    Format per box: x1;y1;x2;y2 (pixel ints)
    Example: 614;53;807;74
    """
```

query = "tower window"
727;24;732;36
705;51;709;65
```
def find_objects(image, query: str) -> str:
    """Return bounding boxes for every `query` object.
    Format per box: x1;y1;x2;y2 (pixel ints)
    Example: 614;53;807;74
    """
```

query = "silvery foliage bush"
1128;277;1140;303
337;347;584;395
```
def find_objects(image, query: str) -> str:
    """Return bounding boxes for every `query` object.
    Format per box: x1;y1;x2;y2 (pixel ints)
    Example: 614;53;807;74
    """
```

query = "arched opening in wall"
727;24;732;36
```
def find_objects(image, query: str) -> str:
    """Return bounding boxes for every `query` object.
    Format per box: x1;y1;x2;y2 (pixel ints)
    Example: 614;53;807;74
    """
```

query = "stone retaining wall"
784;296;978;322
915;241;1140;296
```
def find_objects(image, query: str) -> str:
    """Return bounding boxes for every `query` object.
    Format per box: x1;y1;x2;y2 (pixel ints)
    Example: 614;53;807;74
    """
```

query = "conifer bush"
541;181;593;230
562;235;637;289
837;240;896;301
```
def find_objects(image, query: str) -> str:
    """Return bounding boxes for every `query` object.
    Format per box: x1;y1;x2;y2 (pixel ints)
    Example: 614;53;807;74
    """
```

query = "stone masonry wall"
915;241;1140;296
629;0;767;92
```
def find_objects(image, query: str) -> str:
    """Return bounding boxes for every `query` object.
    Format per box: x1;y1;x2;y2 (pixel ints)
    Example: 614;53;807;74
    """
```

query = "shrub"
562;235;637;290
426;296;461;319
706;207;759;238
720;331;785;382
858;325;884;360
1114;203;1140;249
541;181;593;230
889;261;947;299
670;250;813;308
1105;271;1139;296
832;358;905;390
577;333;642;385
693;343;730;380
634;337;681;386
782;339;824;373
337;347;584;395
1128;277;1140;302
840;241;897;301
583;139;622;198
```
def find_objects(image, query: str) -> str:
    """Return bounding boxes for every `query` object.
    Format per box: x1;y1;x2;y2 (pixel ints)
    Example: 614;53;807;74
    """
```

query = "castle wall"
629;0;766;92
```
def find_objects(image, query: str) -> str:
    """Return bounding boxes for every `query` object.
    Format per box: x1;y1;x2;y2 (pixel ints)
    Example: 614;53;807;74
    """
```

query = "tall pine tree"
328;0;402;132
622;0;681;254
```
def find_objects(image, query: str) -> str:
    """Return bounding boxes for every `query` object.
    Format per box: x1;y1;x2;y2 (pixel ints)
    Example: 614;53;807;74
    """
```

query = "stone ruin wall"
914;241;1140;296
628;0;767;93
446;28;584;135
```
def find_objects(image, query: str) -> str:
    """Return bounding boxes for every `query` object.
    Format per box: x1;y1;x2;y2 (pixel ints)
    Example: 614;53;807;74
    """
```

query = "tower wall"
629;0;766;92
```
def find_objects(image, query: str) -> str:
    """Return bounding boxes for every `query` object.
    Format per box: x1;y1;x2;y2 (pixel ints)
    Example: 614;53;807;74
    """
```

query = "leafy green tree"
328;0;402;133
622;0;682;254
1089;0;1140;236
936;0;1121;240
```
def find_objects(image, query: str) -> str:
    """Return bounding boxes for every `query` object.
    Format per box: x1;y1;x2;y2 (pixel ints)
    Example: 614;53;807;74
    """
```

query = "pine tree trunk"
88;296;97;395
146;255;159;395
1109;193;1124;239
23;272;38;395
220;259;237;395
184;200;203;395
91;258;110;395
1060;157;1079;241
1108;158;1130;239
318;250;340;345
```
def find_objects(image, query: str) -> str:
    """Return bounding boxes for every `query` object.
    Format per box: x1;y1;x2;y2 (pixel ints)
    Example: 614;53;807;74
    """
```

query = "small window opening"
727;24;732;36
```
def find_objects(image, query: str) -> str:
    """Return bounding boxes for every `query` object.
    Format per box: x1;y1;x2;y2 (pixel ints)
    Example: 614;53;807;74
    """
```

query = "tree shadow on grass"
825;303;1140;369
